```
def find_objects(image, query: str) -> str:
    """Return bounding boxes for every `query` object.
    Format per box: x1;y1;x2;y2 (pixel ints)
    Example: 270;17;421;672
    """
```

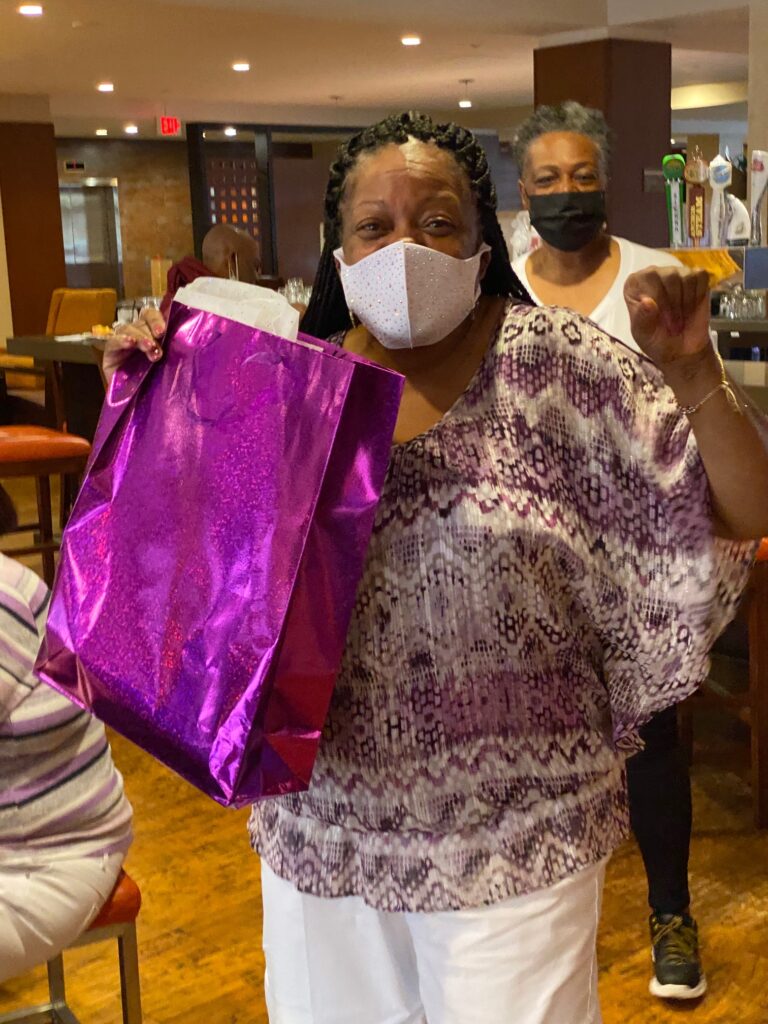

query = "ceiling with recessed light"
0;0;750;137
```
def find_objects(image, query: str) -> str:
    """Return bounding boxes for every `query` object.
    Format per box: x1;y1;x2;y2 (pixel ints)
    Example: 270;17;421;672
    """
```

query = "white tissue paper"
174;277;300;341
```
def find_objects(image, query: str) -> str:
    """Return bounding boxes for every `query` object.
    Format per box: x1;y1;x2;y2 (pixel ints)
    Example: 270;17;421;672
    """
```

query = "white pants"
0;849;125;983
261;858;607;1024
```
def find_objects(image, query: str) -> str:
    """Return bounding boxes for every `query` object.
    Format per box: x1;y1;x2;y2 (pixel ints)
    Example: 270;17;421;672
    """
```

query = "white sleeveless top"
513;236;682;353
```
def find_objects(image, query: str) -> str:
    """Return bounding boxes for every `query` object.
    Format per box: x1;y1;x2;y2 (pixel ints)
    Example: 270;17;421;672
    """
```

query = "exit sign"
158;116;182;137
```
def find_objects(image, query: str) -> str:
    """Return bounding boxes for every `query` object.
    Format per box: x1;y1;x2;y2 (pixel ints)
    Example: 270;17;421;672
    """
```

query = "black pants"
625;705;692;915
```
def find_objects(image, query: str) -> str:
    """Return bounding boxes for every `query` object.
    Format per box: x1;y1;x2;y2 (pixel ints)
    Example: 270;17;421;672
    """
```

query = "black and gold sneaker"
649;912;707;1000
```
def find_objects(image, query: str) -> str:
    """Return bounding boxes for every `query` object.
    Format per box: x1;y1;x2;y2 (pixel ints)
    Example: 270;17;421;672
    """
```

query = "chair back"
47;288;117;336
45;288;67;335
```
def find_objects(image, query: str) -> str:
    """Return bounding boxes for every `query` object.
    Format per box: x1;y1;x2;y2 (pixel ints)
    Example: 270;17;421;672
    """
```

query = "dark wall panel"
272;140;338;283
0;122;66;334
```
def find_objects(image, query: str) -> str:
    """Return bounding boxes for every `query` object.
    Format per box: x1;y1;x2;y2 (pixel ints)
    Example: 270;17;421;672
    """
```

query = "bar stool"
0;871;143;1024
0;426;91;586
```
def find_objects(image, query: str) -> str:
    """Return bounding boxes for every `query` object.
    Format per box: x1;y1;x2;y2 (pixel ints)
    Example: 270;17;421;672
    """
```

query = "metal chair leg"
52;1006;81;1024
34;474;55;587
0;1005;58;1024
4;908;140;1024
117;924;143;1024
44;955;81;1023
59;473;80;530
46;955;66;1005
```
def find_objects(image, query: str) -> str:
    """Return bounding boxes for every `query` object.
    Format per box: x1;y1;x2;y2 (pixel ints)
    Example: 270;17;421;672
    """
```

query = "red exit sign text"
158;116;182;137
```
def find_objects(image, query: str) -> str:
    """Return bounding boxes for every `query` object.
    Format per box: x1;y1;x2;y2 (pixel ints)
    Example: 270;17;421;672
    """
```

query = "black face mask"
527;191;606;252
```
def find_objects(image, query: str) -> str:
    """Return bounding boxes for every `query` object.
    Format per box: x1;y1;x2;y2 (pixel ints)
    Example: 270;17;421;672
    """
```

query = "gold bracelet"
678;353;742;417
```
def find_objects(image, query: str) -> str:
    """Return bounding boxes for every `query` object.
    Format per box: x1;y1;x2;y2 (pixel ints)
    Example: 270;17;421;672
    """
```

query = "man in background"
160;225;262;317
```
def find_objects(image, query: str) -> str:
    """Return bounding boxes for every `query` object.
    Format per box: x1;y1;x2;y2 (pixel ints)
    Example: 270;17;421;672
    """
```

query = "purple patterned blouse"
249;303;755;913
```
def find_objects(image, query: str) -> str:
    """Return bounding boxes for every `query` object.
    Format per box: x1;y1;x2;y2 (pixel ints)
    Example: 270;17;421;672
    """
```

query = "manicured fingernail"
153;325;164;337
149;347;161;360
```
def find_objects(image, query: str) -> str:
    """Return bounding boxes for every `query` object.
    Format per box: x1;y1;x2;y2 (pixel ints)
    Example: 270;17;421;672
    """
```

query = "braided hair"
301;111;530;339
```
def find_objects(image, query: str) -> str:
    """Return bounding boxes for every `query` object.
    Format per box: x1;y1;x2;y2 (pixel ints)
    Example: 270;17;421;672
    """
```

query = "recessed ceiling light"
95;128;108;136
232;62;250;72
224;126;237;137
401;35;421;46
97;82;114;93
18;4;43;15
458;78;473;110
124;124;139;135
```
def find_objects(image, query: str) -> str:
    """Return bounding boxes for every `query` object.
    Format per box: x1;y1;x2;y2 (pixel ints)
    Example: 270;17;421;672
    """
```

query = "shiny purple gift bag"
35;301;403;807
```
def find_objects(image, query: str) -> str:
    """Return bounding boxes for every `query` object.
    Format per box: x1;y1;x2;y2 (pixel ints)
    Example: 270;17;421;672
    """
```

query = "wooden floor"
1;479;767;1023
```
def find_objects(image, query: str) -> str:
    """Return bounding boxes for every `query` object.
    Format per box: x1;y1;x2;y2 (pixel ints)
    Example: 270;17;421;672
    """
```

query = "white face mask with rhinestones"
334;240;490;350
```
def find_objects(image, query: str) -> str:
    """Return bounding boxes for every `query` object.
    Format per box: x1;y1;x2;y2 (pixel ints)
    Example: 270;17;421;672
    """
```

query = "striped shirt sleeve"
0;555;51;719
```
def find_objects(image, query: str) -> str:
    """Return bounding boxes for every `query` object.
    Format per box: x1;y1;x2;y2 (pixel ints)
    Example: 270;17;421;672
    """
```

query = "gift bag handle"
87;300;209;467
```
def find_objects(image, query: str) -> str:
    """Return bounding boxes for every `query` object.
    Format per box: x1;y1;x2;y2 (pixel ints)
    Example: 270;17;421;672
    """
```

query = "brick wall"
57;139;194;298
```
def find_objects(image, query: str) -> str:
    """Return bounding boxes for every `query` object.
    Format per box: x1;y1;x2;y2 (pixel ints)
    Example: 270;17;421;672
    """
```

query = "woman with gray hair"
512;100;682;342
513;100;704;1004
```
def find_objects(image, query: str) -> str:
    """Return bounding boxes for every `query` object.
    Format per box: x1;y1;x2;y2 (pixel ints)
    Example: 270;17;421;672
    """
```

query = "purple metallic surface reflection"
35;302;403;807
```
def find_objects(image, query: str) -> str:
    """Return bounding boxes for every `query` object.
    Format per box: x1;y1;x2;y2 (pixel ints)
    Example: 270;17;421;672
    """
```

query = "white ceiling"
160;0;608;30
618;7;748;53
0;0;751;137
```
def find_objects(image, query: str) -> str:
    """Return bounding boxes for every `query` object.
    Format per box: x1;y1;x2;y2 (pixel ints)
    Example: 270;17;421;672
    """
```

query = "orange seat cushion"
88;870;142;929
0;354;36;370
0;426;91;464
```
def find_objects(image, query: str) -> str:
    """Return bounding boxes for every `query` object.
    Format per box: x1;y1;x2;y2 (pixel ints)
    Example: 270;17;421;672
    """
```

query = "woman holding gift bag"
106;112;768;1024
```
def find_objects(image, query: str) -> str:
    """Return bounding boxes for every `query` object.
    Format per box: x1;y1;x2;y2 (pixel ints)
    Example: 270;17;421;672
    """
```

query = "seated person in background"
512;100;703;1003
0;511;133;982
160;224;262;317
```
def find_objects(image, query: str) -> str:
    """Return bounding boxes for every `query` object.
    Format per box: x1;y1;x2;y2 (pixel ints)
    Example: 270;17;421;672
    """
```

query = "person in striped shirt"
0;520;133;981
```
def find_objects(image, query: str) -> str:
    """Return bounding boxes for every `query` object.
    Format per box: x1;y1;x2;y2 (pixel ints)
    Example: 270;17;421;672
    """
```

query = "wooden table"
6;334;107;439
7;334;105;365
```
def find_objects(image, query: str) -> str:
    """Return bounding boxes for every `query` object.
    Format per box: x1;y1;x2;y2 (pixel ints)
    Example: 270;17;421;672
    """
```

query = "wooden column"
0;122;66;334
534;39;671;247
